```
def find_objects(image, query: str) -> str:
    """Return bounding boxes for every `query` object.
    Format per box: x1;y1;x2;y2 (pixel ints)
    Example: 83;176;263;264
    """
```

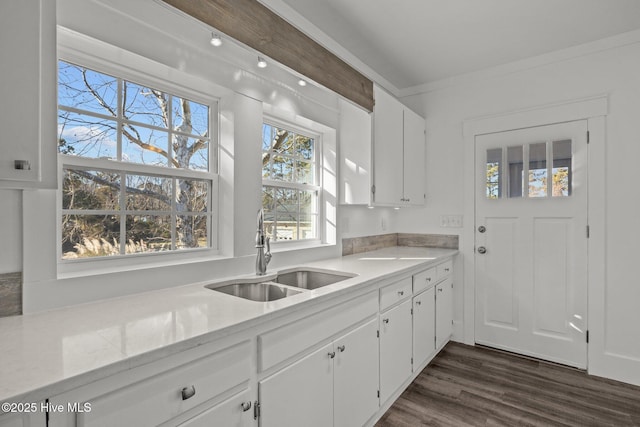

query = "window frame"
56;51;220;272
261;116;323;245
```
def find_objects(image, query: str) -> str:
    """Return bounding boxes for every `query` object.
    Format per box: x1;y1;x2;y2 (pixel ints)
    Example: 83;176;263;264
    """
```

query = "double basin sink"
205;268;355;302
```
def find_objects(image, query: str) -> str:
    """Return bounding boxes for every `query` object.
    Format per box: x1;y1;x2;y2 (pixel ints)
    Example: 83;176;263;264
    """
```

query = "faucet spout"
256;209;272;275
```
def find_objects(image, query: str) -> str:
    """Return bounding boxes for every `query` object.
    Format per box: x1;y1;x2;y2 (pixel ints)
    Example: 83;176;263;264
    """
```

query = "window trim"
56;49;220;275
261;116;324;245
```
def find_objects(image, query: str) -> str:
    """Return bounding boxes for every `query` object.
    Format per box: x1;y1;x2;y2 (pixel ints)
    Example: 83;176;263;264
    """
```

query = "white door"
379;299;413;403
259;343;333;427
334;319;379;427
413;287;436;367
475;120;588;368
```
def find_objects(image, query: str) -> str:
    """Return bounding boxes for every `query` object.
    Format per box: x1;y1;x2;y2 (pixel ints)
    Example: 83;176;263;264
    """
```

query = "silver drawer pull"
181;385;196;400
426;277;431;282
337;345;346;352
416;301;422;306
241;401;252;412
328;351;336;359
382;318;389;324
397;290;404;296
438;288;443;292
445;268;450;272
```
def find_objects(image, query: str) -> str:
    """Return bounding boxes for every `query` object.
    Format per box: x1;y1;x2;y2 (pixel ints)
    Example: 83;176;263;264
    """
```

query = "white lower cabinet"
379;299;413;403
412;286;436;369
49;341;251;427
436;277;453;349
259;319;379;427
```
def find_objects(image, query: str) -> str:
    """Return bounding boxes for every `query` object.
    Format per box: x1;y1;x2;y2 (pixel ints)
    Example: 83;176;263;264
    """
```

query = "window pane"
63;169;120;210
275;213;297;241
299;214;316;240
173;97;209;137
553;140;572;197
296;160;314;184
123;81;168;128
122;125;169;166
58;61;117;116
58;111;117;159
173;136;209;171
272;128;294;156
177;215;208;249
126;215;171;252
262;123;274;151
528;142;547;197
177;179;209;212
125;175;172;211
299;190;317;215
275;188;298;214
61;214;120;259
271;155;295;182
507;146;523;198
295;134;314;160
486;148;501;199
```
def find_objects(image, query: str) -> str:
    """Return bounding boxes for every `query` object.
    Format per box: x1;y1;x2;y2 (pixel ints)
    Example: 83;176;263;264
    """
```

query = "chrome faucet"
255;209;272;275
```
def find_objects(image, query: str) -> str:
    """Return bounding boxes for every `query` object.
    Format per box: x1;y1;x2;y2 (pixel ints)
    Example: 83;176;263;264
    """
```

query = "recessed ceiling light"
210;33;222;47
257;57;268;68
298;79;307;87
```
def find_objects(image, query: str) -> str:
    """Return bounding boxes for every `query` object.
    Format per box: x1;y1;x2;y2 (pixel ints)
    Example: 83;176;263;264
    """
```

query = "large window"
261;121;320;242
58;60;216;259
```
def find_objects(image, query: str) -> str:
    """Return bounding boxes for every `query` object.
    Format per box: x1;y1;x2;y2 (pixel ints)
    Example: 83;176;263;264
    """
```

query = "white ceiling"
278;0;640;91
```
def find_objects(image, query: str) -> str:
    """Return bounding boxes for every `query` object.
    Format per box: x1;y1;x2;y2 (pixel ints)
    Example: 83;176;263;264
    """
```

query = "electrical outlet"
440;215;463;228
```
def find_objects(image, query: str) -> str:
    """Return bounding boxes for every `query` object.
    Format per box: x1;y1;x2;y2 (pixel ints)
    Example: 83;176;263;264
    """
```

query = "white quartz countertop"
0;246;456;405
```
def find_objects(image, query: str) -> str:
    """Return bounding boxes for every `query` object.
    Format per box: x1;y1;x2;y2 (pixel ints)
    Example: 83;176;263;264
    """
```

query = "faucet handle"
265;236;272;264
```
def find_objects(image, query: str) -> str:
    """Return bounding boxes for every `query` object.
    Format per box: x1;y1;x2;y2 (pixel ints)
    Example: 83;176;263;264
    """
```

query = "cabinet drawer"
77;341;251;427
437;260;453;280
413;267;436;294
259;291;378;372
380;277;412;311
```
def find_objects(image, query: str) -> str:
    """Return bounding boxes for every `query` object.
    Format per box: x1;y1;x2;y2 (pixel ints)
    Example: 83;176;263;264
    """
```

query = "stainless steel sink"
206;282;302;302
274;268;354;290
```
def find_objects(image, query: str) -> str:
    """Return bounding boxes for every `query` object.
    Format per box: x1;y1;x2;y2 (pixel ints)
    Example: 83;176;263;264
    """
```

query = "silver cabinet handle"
416;300;422;306
181;385;196;400
426;277;431;282
328;351;336;359
241;401;252;412
445;268;450;272
397;290;404;296
337;345;346;352
438;288;443;292
382;318;389;324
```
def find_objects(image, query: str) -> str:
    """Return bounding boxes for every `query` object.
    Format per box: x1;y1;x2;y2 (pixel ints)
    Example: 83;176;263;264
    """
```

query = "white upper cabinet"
0;0;57;189
338;98;372;205
372;85;425;206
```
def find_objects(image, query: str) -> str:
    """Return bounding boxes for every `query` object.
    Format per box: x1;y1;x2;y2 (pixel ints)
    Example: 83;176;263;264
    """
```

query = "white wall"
16;0;343;312
398;37;640;385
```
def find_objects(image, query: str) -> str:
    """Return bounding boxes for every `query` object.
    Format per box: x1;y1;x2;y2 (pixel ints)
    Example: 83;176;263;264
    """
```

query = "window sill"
57;250;231;280
269;240;335;254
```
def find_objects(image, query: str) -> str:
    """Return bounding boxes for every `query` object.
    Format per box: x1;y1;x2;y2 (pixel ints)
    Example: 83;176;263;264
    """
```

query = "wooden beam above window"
161;0;375;112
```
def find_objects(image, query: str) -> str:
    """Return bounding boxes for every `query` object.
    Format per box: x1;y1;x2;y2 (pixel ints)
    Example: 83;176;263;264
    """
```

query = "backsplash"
342;233;458;256
0;272;22;317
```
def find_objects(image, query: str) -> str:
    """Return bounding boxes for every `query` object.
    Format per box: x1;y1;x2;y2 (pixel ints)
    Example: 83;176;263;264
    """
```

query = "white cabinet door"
413;287;436;369
436;277;453;349
0;0;56;188
379;299;413;403
339;98;372;205
259;343;333;427
372;85;404;205
178;390;251;427
402;108;426;206
334;319;379;427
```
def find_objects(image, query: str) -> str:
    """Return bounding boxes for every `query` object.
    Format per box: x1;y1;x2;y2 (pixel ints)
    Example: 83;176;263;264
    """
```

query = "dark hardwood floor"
376;342;640;426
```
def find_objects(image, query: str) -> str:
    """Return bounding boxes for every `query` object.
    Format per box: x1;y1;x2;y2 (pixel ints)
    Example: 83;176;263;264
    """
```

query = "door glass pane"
507;146;523;198
528;142;547;197
486;148;501;199
552;140;572;197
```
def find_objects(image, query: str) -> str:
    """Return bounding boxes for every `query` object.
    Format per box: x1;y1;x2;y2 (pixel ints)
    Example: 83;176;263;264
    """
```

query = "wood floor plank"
376;342;640;427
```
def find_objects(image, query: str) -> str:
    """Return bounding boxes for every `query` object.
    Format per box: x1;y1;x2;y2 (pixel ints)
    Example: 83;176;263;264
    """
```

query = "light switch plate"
440;215;463;228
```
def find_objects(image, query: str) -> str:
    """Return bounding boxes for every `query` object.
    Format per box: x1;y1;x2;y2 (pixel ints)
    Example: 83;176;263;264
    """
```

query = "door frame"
461;94;607;372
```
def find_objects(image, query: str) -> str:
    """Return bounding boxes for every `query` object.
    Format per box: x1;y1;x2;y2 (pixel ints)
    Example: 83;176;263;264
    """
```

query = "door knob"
478;226;486;233
477;246;487;254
